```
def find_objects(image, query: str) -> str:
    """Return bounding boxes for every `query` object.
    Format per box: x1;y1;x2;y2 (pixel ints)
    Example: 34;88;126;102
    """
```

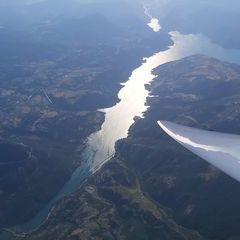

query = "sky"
1;0;240;49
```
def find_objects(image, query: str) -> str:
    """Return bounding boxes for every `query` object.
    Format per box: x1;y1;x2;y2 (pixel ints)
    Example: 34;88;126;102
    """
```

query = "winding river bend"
4;27;240;238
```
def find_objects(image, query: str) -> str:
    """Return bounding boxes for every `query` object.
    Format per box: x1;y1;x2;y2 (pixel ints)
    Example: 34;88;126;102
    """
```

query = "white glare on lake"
144;4;161;32
86;31;240;173
148;18;161;32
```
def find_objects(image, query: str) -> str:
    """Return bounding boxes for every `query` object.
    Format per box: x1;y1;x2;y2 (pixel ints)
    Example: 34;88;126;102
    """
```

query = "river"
2;18;240;239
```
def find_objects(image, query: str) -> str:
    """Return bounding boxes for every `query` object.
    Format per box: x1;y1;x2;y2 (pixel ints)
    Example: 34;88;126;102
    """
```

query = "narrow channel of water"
144;4;161;32
3;30;240;238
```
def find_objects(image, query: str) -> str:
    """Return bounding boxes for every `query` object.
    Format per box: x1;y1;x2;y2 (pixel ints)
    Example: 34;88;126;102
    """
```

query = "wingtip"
157;120;169;129
157;120;179;139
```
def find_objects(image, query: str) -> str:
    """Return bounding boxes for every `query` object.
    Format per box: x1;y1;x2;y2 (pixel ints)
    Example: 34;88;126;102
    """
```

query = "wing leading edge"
158;120;240;183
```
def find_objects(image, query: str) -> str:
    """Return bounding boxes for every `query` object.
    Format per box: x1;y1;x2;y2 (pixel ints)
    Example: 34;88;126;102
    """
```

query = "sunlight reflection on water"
148;18;161;32
144;4;161;32
87;31;240;173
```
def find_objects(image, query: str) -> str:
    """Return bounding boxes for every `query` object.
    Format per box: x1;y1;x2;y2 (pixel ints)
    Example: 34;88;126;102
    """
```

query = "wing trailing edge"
158;120;240;182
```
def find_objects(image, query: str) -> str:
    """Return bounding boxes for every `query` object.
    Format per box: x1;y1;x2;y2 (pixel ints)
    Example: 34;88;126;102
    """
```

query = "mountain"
0;0;171;230
23;55;240;240
148;0;240;49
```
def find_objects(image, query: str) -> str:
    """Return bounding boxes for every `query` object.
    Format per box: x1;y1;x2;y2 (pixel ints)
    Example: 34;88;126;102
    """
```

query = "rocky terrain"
0;4;170;229
23;55;240;240
2;1;240;240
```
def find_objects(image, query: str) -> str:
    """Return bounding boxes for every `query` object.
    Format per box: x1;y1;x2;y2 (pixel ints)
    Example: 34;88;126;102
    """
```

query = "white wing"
158;120;240;182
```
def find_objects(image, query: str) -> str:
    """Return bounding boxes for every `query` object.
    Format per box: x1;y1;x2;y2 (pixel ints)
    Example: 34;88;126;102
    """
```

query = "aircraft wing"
158;120;240;182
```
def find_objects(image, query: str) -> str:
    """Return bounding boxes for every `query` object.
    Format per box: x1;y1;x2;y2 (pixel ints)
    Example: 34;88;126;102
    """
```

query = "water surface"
144;5;161;32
